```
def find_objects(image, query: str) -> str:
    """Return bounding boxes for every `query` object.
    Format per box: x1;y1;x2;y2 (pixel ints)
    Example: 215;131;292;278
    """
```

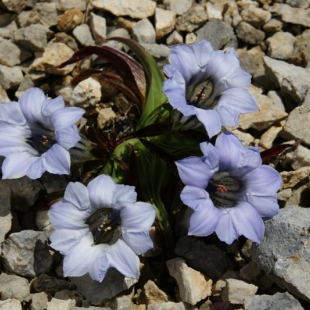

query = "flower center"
206;172;241;208
86;208;122;245
187;79;216;109
26;134;56;154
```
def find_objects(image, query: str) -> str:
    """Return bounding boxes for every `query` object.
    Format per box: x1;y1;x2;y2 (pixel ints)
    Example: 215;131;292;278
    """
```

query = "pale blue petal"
194;108;222;138
88;244;110;282
0;135;34;156
215;88;258;127
199;142;220;173
55;125;81;150
121;202;155;231
50;107;85;131
49;200;90;230
215;202;264;244
42;144;70;175
176;155;216;188
88;175;117;210
18;87;45;125
62;232;100;277
192;40;214;70
25;157;46;179
42;95;65;116
122;230;154;255
188;195;221;236
1;153;39;179
0;101;26;125
180;186;210;210
49;228;89;255
113;184;137;210
64;182;90;211
107;239;140;279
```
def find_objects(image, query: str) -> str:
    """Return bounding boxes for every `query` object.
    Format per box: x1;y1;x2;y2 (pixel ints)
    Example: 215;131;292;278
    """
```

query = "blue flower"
0;87;84;179
163;40;258;138
48;175;155;282
175;132;282;244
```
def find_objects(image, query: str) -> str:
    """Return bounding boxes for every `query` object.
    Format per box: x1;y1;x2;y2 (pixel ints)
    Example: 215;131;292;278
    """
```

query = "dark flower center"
187;79;216;109
206;172;241;208
86;208;122;245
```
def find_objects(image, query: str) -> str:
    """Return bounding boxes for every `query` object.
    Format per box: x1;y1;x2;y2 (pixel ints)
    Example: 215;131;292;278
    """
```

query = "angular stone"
0;20;18;39
140;43;170;59
147;302;193;310
27;2;58;28
0;64;23;90
0;273;30;301
269;3;310;27
57;8;84;32
58;0;86;11
252;205;310;302
282;144;310;170
144;280;170;304
72;24;95;46
166;0;193;15
166;31;183;45
263;18;283;32
241;5;271;26
280;167;310;189
47;298;76;310
91;0;156;19
222;279;258;304
196;18;236;50
259;124;284;149
244;292;304;310
30;43;75;75
236;21;265;45
2;0;26;13
0;299;22;310
264;56;310;102
290;29;310;68
89;12;107;43
0;39;20;66
206;2;222;19
132;18;156;44
267;32;296;60
31;292;49;310
0;230;53;277
155;8;176;40
223;0;242;27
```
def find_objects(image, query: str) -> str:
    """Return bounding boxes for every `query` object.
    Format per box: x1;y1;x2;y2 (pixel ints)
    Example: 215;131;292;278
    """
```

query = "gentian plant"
0;39;283;283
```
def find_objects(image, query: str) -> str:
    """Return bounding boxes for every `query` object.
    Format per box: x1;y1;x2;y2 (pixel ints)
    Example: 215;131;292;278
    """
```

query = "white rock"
223;0;242;27
132;18;156;44
206;2;222;19
266;32;296;60
166;257;212;305
57;0;86;11
31;292;49;310
47;298;76;310
283;144;310;170
166;30;183;45
166;0;194;15
231;129;255;146
90;12;107;42
97;107;116;129
241;5;271;25
0;64;23;90
267;90;286;111
91;0;156;19
147;302;191;310
144;280;169;304
222;278;258;304
30;43;75;75
73;24;95;46
2;0;26;13
259;123;284;149
28;2;58;28
141;43;170;58
155;8;176;40
0;20;18;39
0;299;22;310
0;39;20;66
280;167;310;189
70;77;102;108
185;33;196;44
0;85;10;103
0;273;30;302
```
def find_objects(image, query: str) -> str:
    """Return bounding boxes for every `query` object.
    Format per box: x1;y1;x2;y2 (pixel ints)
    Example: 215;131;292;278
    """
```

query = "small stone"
132;18;156;44
166;0;193;15
31;292;49;310
141;43;170;59
185;33;196;45
166;31;183;45
206;2;222;19
0;20;18;39
222;279;258;304
2;0;26;13
267;91;286;111
0;273;30;301
0;230;53;277
97;107;116;129
212;279;226;300
290;29;310;68
147;302;192;310
231;129;255;146
47;298;76;310
91;0;156;19
166;258;212;305
267;32;296;60
0;85;10;103
244;292;304;310
0;64;23;90
155;8;176;40
89;12;107;43
57;0;86;11
144;280;170;304
236;21;265;45
30;42;75;75
0;299;22;310
72;24;95;46
0;39;20;66
283;144;310;170
280;167;310;189
223;0;242;28
70;77;102;108
241;5;271;26
13;24;50;52
259;124;284;149
27;2;58;28
196;18;236;50
263;18;283;32
57;8;84;32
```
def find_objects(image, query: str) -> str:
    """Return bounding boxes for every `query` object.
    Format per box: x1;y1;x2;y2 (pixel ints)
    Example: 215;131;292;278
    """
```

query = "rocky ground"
0;0;310;309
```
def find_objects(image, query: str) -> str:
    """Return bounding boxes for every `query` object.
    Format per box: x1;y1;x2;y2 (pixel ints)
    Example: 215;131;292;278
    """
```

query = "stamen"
217;184;227;193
